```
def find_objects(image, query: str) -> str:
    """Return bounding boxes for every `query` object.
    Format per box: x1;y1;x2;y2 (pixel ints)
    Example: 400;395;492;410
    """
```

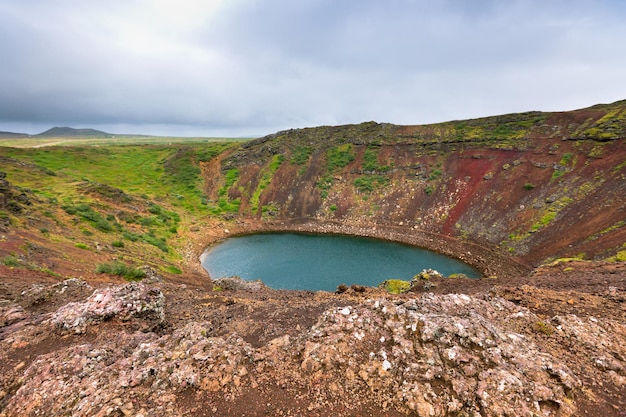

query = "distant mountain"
36;127;112;137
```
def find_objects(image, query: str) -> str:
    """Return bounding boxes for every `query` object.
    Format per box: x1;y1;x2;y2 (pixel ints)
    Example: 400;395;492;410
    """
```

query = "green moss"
379;279;411;294
533;321;554;336
531;211;557;232
606;249;626;262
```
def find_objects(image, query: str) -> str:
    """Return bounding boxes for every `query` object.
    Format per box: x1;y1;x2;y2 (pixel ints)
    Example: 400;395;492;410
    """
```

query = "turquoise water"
201;233;480;291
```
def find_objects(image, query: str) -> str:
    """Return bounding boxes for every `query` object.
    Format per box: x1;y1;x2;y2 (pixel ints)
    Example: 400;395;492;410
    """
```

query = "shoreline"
188;217;533;282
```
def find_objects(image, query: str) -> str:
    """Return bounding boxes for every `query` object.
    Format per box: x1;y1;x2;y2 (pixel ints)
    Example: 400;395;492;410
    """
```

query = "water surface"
201;233;480;291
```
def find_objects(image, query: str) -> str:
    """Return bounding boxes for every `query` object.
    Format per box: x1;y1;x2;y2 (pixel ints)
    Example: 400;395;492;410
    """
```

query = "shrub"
111;240;124;248
74;243;89;250
524;183;535;190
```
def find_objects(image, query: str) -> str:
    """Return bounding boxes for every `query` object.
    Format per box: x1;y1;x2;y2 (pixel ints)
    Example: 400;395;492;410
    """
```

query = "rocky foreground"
1;265;625;416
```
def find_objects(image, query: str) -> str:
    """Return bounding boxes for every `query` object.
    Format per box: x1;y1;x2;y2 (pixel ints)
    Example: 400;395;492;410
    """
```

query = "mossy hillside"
0;142;237;276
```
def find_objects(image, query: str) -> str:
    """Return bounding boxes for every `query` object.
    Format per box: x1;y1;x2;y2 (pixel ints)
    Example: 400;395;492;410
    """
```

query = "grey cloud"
0;0;625;136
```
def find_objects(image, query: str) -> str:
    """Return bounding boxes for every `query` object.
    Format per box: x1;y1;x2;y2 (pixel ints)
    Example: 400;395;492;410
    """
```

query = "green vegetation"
95;261;146;281
165;265;182;274
1;255;20;267
362;145;391;172
560;152;574;165
443;112;548;144
353;175;389;193
0;140;237;269
529;197;572;232
317;174;334;198
0;135;250;148
62;203;115;232
74;243;89;250
606;245;626;262
428;168;442;181
290;146;312;165
531;211;557;232
524;183;536;190
214;168;241;214
579;108;626;141
251;154;284;212
533;321;555;336
379;279;411;294
327;144;355;171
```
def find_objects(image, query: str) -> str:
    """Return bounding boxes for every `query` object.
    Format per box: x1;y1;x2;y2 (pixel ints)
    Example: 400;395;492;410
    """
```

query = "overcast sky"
1;0;625;137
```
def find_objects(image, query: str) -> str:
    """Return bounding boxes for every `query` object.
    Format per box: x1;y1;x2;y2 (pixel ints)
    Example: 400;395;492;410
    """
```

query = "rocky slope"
1;269;625;416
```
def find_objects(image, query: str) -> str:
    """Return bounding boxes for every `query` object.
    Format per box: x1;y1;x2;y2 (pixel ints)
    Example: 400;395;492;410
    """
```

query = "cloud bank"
1;0;625;136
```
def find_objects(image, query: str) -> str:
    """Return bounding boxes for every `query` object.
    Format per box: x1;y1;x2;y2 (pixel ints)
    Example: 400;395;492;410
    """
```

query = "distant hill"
36;127;112;137
0;131;29;138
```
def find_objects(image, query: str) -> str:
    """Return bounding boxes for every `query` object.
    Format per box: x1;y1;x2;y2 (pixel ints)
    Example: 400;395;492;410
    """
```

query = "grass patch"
362;146;391;172
353;175;390;193
1;255;20;267
251;154;284;212
74;243;89;250
290;146;312;165
214;168;240;214
428;168;442;181
61;202;114;232
165;265;182;274
327;144;355;172
96;261;146;281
